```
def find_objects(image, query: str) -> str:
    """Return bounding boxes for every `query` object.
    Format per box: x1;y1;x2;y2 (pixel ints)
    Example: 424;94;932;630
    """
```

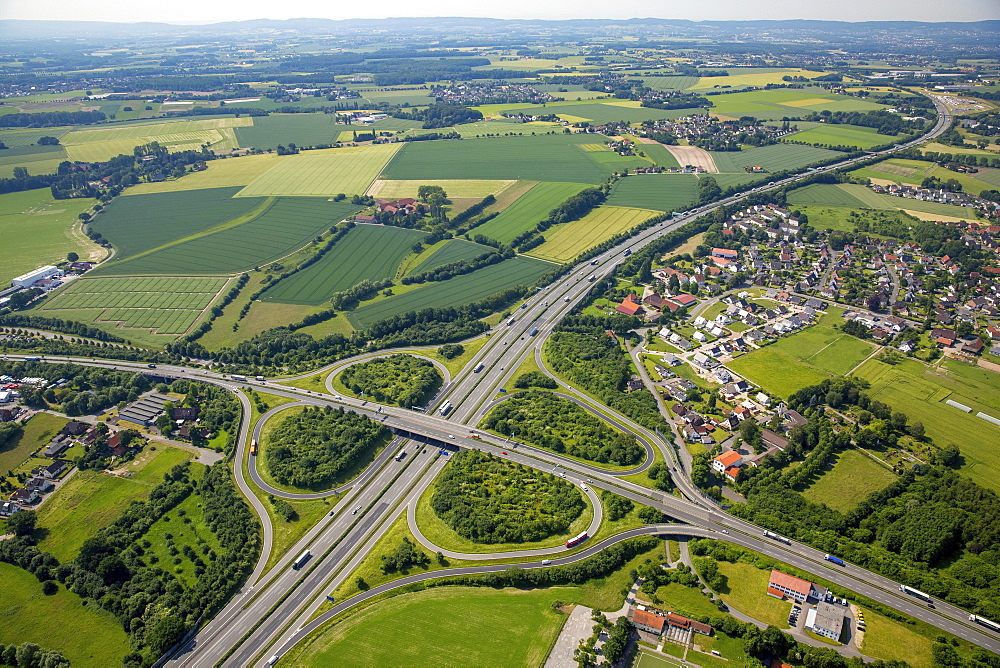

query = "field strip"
365;179;516;199
662;145;718;173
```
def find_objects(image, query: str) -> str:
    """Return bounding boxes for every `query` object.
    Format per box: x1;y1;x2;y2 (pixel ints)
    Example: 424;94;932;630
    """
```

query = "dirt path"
662;145;718;173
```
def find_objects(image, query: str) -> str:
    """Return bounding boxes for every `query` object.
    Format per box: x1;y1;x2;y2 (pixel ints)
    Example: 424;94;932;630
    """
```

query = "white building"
806;602;845;642
12;265;59;288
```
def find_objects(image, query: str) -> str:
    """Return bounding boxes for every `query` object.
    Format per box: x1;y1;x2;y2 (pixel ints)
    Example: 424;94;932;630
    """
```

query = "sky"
1;0;999;23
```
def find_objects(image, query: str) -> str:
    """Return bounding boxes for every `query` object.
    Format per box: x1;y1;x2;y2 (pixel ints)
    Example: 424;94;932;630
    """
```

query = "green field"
860;607;934;668
853;358;1000;492
262;224;427;305
0;143;68;178
802;449;897;511
529;206;658;263
140;480;222;586
349;256;553;328
61;117;249;162
232;113;350;149
451;120;565;137
639;75;702;90
533;101;697;124
692;68;828;90
0;188;101;284
787;183;982;220
90;187;265;261
235;144;402;197
382;134;633;184
708;89;888;121
787;123;899;149
36;446;194;561
287;587;565;667
709;144;841;174
474;181;589;243
636;143;682;169
39;276;229;335
713;561;792;627
367;178;515;199
125;153;285;195
94;198;360;276
0;128;72;147
605;174;699;211
0;562;131;667
408;238;492;275
0;413;69;477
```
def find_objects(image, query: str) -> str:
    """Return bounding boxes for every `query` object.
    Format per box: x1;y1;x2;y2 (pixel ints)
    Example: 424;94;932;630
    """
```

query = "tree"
37;136;60;145
41;580;58;595
740;419;760;447
12;166;28;180
6;509;36;536
909;421;925;440
66;252;79;262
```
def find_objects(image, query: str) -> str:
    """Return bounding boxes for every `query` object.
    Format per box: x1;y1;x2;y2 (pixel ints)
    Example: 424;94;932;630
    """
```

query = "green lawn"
653;582;723;619
712;561;791;627
860;607;934;668
140;478;223;587
36;445;194;561
0;412;69;475
474;181;589;244
786;124;900;149
0;562;131;667
801;449;897;512
0;188;102;284
528;206;658;263
605;174;699;212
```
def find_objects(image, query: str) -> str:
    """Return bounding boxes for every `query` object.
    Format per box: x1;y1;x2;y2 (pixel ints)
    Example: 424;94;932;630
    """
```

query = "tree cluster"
0;643;70;668
340;354;442;408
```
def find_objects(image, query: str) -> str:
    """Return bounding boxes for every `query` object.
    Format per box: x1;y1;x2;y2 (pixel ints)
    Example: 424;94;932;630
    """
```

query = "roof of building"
769;570;812;597
633;609;666;632
714;450;742;468
810;601;845;636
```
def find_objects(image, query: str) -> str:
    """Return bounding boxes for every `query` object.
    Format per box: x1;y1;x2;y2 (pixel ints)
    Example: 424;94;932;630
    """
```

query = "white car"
542;559;552;565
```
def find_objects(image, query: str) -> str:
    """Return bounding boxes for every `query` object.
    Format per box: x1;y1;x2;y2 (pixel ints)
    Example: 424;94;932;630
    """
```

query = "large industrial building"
12;265;60;288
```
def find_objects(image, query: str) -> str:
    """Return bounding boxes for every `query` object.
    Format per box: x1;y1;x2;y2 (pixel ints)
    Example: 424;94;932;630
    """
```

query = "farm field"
604;174;698;211
60;117;250;161
691;68;828;90
636;143;681;169
382;134;630;184
727;346;831;398
349;256;553;328
285;587;565;668
90;186;264;261
853;357;1000;492
787;183;982;220
0;413;68;477
707;89;888;121
801;449;897;512
0;128;73;147
474;181;589;243
94;198;361;276
262;224;427;305
0;144;68;178
367;178;515;199
408;238;492;275
528;206;658;263
232;113;349;149
0;188;102;284
0;562;131;668
709;144;841;174
125;153;284;194
451;120;564;137
709;172;766;190
785;123;899;149
639;75;701;90
39;276;229;336
236;144;402;197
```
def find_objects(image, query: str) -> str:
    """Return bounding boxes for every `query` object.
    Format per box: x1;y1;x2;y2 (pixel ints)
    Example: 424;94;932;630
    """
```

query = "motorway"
10;94;998;664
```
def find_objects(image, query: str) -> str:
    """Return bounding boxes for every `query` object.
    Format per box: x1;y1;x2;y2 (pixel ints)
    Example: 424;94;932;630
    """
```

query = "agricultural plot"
451;121;563;137
367;179;515;199
0;188;101;284
639;75;701;90
605;174;699;212
232;113;349;149
691;68;828;90
0;143;68;178
0;127;72;147
474;181;589;243
528;206;659;264
709;172;766;190
709;144;840;174
382;134;632;184
91;186;265;262
125;153;284;195
708;89;888;121
787;183;982;220
349;256;553;328
786;183;871;208
408;238;492;275
236;144;401;197
61;117;250;161
262;224;427;305
95;199;361;276
536;101;698;124
785;123;898;149
854;358;1000;493
636;143;681;169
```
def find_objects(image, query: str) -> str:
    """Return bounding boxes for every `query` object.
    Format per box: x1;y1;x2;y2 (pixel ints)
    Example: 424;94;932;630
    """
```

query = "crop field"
262;224;427;305
126;153;285;194
605;174;699;211
451;120;564;137
96;199;361;276
787;183;870;208
0;128;72;147
709;172;766;189
536;101;696;124
636;143;681;169
691;68;828;90
0;143;68;178
639;75;701;90
349;256;553;328
408;238;491;275
708;89;887;120
235;144;401;197
528;206;658;263
60;117;249;161
854;358;1000;492
0;188;101;284
475;182;589;243
785;123;896;149
232;113;349;149
91;186;265;261
367;179;515;199
802;449;897;512
709;144;840;174
787;183;981;220
382;134;630;184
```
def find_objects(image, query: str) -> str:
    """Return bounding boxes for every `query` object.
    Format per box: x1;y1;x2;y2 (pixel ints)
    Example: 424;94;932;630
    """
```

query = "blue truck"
824;554;845;566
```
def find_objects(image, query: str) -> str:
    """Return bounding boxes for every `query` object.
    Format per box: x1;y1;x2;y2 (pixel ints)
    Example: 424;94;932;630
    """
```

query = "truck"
824;554;845;566
255;375;265;382
507;318;516;326
564;296;570;302
250;440;257;456
473;362;485;373
566;532;589;549
763;530;791;545
395;450;407;462
969;614;1000;633
231;374;247;382
529;327;539;336
23;357;40;362
292;549;311;570
899;584;933;603
439;400;452;416
624;249;632;256
587;274;596;282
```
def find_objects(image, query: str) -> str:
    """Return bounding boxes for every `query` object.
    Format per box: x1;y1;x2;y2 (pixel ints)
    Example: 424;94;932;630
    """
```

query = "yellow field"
366;179;516;199
579;144;609;152
783;97;839;107
527;206;658;263
235;143;402;197
124;153;284;195
690;69;828;90
62;118;249;162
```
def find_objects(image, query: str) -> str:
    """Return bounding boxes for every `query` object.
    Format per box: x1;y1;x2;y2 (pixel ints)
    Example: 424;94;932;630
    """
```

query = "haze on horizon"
2;0;998;25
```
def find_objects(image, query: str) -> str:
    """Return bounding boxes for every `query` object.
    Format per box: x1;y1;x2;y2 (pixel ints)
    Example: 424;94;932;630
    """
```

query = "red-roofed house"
711;248;739;259
712;450;743;482
671;293;697;307
616;294;645;317
768;570;815;602
632;609;666;634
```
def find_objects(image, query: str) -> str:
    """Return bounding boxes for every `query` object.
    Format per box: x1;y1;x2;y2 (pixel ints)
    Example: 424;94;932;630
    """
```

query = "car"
502;451;508;455
542;559;552;565
352;506;361;515
147;364;157;369
721;529;729;534
449;435;455;439
559;472;566;478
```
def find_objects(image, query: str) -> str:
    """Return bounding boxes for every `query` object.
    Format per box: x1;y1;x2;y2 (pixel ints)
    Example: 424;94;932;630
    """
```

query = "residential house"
806;601;845;642
767;570;816;603
0;501;20;517
712;450;743;482
632;609;667;635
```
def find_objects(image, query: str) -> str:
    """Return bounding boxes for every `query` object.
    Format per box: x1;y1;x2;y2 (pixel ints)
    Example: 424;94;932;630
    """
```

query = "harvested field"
236;144;402;197
662;145;717;172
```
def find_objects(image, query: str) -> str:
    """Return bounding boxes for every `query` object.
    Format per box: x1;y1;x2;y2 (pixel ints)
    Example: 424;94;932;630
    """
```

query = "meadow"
604;174;699;211
140;479;223;587
787;183;982;220
639;75;701;90
451;120;564;137
95;199;360;276
262;224;427;305
382;134;630;184
528;206;658;263
474;181;589;243
90;186;265;261
709;144;841;174
124;153;284;194
712;561;792;627
707;89;888;121
235;144;402;197
367;178;515;199
0;127;72;147
0;143;68;178
232;113;349;149
853;357;1000;492
0;188;101;284
536;101;698;124
348;256;553;328
801;449;897;512
635;143;681;169
785;123;898;149
60;117;249;162
408;238;492;275
0;413;68;479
